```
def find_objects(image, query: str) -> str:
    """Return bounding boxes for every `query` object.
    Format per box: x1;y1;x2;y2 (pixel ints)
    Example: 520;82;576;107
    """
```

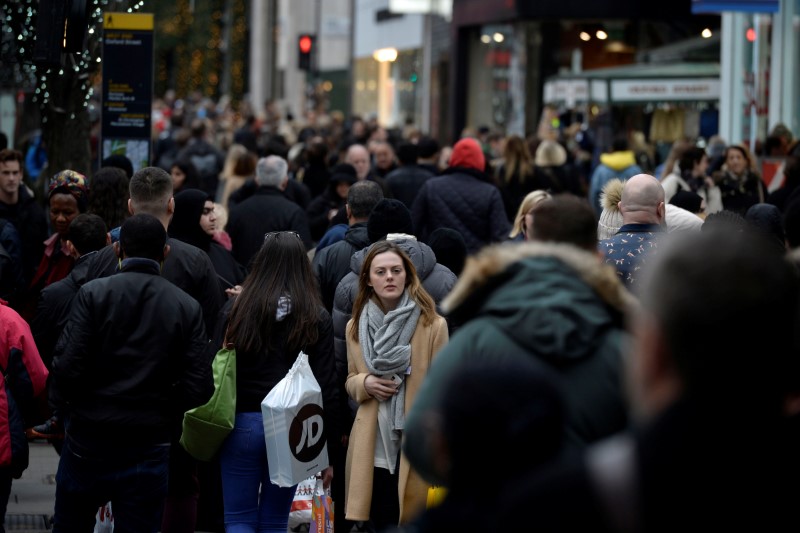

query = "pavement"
5;442;57;532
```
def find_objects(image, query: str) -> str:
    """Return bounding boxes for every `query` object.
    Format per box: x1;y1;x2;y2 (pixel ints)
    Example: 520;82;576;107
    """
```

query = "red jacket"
0;300;48;475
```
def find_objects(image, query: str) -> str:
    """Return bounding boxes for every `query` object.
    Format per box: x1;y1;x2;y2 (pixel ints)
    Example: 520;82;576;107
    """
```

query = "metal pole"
421;13;433;133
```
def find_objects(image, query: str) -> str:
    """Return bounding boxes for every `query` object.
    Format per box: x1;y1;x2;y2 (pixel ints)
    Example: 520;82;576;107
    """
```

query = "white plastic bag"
262;352;329;487
288;476;317;528
93;501;113;533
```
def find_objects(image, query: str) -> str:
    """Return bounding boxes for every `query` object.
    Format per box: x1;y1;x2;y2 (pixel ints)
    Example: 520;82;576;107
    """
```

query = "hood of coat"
443;242;638;364
349;236;438;283
600;151;638;172
449;138;485;172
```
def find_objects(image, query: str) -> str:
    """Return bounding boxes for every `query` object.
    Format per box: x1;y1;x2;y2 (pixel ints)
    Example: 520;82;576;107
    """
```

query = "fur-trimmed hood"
442;241;638;364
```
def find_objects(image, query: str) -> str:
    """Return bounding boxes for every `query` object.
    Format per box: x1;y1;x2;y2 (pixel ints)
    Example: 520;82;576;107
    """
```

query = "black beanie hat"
427;227;467;276
329;163;357;185
669;190;703;213
367;199;413;243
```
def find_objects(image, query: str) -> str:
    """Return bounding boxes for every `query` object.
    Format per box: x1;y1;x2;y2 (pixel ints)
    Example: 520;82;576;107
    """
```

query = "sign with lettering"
101;13;154;172
610;79;720;102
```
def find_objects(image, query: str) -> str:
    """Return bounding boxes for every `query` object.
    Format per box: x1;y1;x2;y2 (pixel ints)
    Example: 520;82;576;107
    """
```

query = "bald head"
620;174;665;225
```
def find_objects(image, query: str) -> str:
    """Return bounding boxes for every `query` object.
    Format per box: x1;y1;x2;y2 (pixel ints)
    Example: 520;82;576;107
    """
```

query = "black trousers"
369;466;400;531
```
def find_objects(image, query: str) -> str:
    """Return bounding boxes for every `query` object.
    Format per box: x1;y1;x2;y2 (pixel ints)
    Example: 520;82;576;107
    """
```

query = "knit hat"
669;190;703;214
746;203;786;251
329;163;357;185
49;169;89;211
449;138;485;172
367;199;413;243
597;178;624;240
427;227;467;276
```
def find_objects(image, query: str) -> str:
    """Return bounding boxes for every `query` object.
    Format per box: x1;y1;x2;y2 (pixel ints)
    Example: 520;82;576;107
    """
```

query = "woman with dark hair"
88;166;130;230
23;170;89;320
218;231;337;533
716;144;767;215
305;163;357;241
170;158;201;194
169;189;245;294
661;146;722;214
345;240;448;529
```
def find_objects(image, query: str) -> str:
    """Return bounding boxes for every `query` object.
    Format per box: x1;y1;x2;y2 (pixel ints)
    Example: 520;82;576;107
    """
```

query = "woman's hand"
225;285;243;299
320;466;333;489
364;374;398;402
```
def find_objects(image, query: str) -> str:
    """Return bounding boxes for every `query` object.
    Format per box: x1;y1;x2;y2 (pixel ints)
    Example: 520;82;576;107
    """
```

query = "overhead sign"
611;79;720;102
692;0;779;13
389;0;452;18
101;13;154;172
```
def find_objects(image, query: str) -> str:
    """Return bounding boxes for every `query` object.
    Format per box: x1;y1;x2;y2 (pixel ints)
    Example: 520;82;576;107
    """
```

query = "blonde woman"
345;241;448;529
509;189;552;241
219;144;257;208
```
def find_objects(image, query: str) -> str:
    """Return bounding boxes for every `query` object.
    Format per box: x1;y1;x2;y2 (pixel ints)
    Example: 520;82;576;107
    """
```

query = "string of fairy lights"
2;0;248;119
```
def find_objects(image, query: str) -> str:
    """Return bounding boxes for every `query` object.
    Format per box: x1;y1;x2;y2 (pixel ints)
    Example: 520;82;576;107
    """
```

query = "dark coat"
227;187;313;267
0;186;48;285
312;223;370;313
411;167;510;254
385;165;435;210
31;252;97;369
85;238;223;336
306;189;346;242
50;259;213;448
212;300;340;453
404;242;633;484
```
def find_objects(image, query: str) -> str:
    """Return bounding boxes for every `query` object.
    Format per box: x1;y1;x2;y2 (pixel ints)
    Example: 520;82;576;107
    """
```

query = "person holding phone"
169;189;246;299
345;240;448;529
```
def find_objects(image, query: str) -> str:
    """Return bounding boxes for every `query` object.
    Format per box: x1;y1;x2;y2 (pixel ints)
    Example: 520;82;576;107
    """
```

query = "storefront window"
467;24;514;133
352;49;422;127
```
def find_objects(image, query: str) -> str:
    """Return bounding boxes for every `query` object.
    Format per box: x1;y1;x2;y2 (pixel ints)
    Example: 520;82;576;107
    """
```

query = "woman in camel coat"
345;240;448;528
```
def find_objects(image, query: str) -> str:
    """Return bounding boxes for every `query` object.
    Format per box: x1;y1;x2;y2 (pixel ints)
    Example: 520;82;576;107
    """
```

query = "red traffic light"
299;35;313;54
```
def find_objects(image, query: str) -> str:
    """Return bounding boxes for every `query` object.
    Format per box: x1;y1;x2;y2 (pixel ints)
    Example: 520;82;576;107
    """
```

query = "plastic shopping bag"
288;476;317;528
262;352;329;487
309;478;334;533
93;501;114;533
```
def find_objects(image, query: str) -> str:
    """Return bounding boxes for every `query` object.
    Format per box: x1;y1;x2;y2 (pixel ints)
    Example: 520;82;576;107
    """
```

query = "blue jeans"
52;437;169;533
220;412;296;533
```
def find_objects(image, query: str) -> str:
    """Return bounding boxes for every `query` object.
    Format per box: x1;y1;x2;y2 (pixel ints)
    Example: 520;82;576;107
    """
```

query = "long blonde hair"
349;241;437;342
510;190;552;238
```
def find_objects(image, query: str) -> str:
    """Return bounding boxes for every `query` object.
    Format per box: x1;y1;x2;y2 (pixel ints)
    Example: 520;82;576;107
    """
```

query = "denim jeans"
220;412;296;533
52;437;169;533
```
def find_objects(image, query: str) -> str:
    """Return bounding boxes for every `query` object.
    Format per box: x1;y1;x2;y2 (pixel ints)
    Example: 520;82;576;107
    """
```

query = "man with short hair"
345;143;390;197
50;214;213;533
227;155;313;266
313;181;383;312
598;174;666;291
385;142;434;210
416;136;441;175
0;149;48;286
176;118;225;196
86;167;223;334
371;140;398;178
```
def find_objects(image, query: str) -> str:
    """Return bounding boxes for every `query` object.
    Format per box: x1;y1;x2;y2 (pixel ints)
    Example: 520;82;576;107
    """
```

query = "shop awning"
544;62;720;106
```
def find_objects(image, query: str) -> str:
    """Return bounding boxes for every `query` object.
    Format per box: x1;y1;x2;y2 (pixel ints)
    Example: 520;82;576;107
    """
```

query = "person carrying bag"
214;230;339;533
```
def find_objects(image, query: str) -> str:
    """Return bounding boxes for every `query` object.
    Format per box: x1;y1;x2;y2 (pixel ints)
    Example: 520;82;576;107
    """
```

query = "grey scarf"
358;289;420;434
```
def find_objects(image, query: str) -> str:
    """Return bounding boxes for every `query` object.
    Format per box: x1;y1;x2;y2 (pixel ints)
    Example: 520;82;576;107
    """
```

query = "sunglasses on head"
264;231;302;242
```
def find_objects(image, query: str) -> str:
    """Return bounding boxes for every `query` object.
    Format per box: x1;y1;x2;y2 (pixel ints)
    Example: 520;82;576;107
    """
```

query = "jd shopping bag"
262;352;329;487
180;345;236;461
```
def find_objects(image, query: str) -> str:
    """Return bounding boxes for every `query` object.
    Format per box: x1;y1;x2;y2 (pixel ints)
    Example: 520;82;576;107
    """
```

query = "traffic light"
298;34;316;71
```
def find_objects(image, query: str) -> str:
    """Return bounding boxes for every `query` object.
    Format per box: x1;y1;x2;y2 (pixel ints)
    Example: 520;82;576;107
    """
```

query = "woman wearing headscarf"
169;189;246;295
23;170;89;320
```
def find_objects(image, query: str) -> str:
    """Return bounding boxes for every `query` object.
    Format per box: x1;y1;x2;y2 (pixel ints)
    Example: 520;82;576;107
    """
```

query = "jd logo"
289;404;325;462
